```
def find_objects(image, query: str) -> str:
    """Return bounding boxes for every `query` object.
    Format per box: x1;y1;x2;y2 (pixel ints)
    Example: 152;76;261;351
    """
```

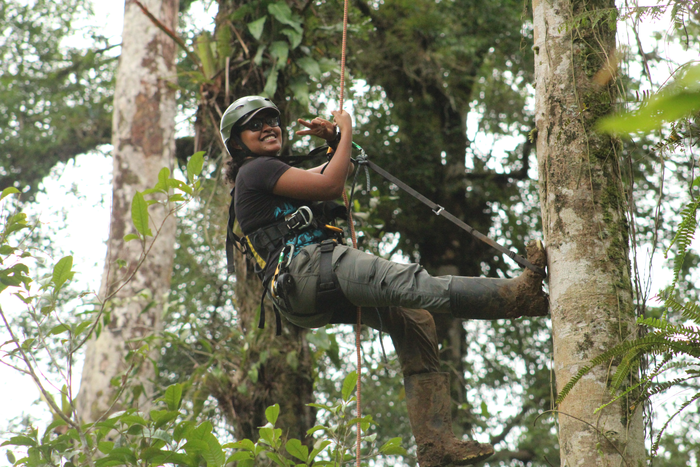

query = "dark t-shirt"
234;156;329;254
234;156;297;234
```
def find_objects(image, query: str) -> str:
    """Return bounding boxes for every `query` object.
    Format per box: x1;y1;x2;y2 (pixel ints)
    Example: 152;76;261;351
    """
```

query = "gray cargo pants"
272;243;449;375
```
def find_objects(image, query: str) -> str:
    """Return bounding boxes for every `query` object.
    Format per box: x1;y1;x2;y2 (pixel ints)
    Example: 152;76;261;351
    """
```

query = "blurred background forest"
1;0;699;465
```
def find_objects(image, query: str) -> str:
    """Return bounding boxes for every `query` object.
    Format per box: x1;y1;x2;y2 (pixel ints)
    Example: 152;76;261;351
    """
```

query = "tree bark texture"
76;0;179;423
532;0;644;465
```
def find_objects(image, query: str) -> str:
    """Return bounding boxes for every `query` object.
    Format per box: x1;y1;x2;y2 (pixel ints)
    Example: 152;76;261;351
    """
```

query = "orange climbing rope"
336;0;362;465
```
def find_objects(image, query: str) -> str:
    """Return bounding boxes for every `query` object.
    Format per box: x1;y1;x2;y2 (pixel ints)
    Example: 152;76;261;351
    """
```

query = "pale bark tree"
532;0;645;465
76;0;179;423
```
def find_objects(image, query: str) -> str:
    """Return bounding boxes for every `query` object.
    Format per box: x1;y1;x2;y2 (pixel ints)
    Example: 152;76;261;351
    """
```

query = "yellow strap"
244;237;267;269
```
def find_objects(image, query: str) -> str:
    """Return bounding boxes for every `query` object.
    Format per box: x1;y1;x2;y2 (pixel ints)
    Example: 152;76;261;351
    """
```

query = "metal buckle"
286;206;313;230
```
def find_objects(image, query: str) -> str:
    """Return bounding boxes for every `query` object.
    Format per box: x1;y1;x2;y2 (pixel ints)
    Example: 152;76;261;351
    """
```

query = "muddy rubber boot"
404;372;494;467
449;240;548;320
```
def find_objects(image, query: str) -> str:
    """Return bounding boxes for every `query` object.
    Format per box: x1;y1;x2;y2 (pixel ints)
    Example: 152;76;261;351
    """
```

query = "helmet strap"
231;131;256;159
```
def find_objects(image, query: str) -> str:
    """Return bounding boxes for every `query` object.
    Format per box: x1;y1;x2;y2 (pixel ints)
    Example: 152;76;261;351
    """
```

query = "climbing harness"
225;194;347;335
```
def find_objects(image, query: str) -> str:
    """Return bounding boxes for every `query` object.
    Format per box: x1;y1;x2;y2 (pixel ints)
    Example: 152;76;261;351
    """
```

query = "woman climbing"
221;95;549;467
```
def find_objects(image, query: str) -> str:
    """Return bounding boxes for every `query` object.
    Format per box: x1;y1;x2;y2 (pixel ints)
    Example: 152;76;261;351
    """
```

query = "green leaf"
228;439;255;451
201;433;224;467
1;187;20;202
289;79;309;108
379;437;407;456
123;233;140;242
187;151;206;184
20;338;35;351
296;57;321;79
285;439;308;462
270;41;289;70
0;245;15;255
49;324;70;336
226;451;253;463
263;69;279;97
597;66;700;135
6;450;15;464
140;447;166;462
173;420;194;442
281;28;302;49
480;400;490;417
164;383;183;411
265;452;286;467
158;167;171;189
196;33;216;79
248;367;259;383
248;16;267;40
119;414;149;426
253;44;266;66
150;410;180;429
309;440;331;462
98;441;114;454
52;256;74;290
265;404;280;425
306;425;326;436
259;426;274;445
268;2;303;34
131;192;152;237
168;179;193;195
182;439;208;455
231;4;253;20
342;371;358;402
2;436;36;447
318;57;338;74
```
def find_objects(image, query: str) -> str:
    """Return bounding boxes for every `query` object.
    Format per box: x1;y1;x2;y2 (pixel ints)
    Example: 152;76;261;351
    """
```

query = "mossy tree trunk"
191;0;319;444
76;0;179;423
532;0;644;464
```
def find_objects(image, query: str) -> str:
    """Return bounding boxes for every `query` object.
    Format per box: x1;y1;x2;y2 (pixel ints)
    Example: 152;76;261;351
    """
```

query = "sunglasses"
242;116;281;132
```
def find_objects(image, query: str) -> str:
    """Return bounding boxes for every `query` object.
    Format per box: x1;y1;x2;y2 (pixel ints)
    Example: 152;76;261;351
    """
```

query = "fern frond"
681;301;700;324
665;198;699;294
557;333;700;403
593;375;693;415
651;390;700;456
644;376;695;398
659;295;700;325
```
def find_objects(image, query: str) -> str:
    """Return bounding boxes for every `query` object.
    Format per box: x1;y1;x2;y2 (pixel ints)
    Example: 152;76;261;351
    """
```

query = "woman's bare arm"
273;110;353;201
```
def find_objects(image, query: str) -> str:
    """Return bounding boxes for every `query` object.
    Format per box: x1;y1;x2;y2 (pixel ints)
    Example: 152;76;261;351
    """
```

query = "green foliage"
598;64;700;134
0;0;115;196
0;159;205;466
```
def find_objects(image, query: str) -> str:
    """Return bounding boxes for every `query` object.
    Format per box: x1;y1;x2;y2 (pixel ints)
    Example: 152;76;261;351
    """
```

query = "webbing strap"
316;239;346;311
364;160;547;277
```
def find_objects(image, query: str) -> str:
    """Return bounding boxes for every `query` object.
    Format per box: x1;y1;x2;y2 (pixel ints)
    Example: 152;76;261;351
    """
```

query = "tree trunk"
185;0;317;444
204;248;316;443
532;0;645;464
76;0;179;423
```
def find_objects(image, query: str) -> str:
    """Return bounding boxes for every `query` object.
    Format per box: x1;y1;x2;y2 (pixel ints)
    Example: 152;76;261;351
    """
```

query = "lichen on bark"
532;0;644;464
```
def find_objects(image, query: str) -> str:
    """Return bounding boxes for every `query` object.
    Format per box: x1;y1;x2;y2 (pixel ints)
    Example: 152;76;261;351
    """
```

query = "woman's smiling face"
237;110;282;156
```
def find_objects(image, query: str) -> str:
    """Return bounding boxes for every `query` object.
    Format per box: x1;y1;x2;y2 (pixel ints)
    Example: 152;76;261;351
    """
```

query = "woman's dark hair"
224;128;246;186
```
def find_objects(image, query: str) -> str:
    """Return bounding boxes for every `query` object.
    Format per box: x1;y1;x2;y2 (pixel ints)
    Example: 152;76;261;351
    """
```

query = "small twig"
0;305;77;429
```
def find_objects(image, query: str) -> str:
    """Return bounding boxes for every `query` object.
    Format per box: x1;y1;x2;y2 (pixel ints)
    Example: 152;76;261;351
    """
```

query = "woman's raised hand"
296;116;336;141
330;109;352;136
